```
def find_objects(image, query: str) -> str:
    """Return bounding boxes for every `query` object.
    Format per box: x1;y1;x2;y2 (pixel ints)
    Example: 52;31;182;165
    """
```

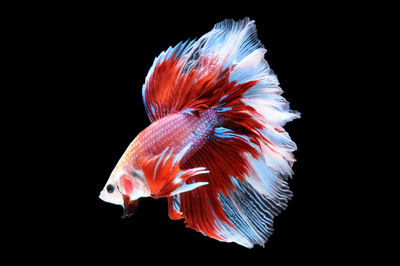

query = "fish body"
121;109;218;170
99;18;299;248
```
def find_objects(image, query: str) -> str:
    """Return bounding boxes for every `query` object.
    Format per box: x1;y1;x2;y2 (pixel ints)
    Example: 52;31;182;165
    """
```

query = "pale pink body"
115;109;218;173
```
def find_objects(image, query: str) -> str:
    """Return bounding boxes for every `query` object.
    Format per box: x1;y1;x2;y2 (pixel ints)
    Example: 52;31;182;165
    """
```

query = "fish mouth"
99;190;124;206
98;191;106;202
122;194;139;218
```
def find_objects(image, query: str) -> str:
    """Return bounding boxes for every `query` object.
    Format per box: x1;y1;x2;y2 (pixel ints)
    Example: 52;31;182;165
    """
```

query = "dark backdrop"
19;4;365;264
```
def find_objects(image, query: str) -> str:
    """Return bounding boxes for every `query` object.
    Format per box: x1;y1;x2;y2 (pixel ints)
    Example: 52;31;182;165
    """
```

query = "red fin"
139;146;209;199
143;44;245;122
143;19;299;247
167;196;183;220
168;133;259;240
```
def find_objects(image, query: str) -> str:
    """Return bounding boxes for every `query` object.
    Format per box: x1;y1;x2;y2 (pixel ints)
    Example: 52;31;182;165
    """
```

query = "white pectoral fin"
169;182;209;197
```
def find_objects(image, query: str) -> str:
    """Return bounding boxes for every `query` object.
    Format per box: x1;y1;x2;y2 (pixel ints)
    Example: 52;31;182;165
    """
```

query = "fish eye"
106;184;115;193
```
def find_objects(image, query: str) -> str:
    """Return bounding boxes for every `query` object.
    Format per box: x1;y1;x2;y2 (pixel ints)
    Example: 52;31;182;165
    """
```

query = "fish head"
99;165;150;217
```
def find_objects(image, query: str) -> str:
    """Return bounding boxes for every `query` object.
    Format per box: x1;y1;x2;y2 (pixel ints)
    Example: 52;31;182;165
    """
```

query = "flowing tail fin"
143;18;299;248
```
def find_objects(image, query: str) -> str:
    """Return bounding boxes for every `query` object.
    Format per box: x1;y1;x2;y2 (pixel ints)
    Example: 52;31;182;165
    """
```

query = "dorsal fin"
142;18;269;122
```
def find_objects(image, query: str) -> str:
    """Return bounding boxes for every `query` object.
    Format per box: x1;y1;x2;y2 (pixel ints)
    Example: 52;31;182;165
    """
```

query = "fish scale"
118;109;218;171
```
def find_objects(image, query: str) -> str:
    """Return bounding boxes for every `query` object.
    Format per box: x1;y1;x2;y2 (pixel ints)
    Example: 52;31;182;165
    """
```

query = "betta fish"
99;18;299;248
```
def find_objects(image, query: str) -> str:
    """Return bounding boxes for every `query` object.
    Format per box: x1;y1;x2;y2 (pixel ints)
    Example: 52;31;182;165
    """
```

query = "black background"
13;3;374;264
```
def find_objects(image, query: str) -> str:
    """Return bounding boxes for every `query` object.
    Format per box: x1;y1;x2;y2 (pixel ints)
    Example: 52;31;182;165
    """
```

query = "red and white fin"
139;144;209;199
143;18;300;248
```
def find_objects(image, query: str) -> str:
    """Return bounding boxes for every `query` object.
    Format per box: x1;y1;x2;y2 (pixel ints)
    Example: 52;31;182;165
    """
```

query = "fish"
99;18;300;248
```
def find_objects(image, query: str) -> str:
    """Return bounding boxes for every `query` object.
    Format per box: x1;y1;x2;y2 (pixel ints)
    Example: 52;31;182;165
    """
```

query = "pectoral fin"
139;144;209;198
